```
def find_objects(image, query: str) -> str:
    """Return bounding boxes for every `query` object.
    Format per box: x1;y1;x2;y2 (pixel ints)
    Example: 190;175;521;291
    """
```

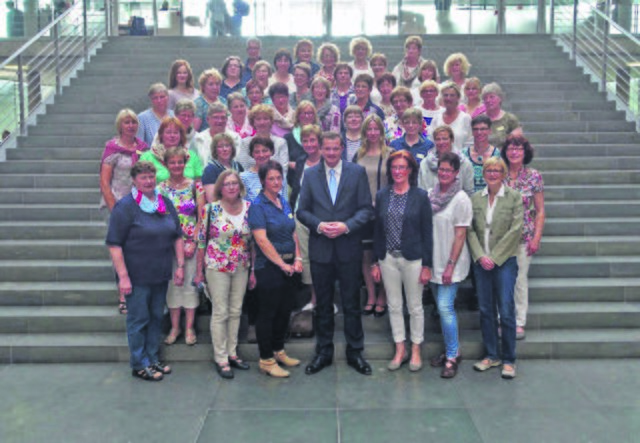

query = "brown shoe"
440;359;459;379
430;353;462;368
259;358;290;378
274;350;300;367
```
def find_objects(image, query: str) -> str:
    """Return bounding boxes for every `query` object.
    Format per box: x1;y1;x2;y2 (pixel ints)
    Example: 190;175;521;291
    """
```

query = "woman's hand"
442;264;454;285
371;264;381;283
193;270;205;286
118;275;132;297
419;267;432;285
279;262;294;276
184;240;196;259
248;270;257;290
527;238;540;256
174;267;185;286
293;260;303;274
478;256;495;271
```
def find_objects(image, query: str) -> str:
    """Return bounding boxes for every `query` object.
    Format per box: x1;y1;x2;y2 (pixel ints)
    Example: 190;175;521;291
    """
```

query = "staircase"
1;35;639;364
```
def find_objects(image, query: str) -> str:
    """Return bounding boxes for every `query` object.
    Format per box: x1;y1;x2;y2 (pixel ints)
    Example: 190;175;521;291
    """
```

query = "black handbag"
196;204;213;315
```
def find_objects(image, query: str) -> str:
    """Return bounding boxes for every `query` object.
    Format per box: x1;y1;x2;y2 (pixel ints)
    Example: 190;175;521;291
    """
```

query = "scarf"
150;142;167;164
208;158;242;173
100;137;147;165
315;99;332;123
272;106;295;131
132;187;167;214
429;178;461;214
399;56;424;87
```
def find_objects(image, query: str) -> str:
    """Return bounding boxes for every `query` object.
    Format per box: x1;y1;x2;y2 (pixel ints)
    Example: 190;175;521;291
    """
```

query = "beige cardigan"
467;185;523;266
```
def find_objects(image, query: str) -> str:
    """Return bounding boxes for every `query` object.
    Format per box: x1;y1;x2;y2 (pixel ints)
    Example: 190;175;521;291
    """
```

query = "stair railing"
0;1;109;143
553;0;640;131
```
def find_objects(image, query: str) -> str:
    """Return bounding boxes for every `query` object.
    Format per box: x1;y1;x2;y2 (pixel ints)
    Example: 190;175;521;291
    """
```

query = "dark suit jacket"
372;185;433;267
289;154;307;211
296;160;373;263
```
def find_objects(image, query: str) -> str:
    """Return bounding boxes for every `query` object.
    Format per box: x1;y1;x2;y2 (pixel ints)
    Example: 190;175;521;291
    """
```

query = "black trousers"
310;258;364;359
255;260;297;360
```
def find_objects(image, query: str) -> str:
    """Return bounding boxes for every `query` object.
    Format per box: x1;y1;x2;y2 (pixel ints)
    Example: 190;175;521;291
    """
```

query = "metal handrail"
0;1;109;139
553;0;640;131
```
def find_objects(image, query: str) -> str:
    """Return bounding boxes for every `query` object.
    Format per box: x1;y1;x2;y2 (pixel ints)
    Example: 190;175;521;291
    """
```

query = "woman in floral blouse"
158;147;205;347
501;135;545;341
194;170;255;379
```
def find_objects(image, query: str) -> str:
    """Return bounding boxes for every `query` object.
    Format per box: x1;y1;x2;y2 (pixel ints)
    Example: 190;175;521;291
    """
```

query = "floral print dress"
157;180;204;241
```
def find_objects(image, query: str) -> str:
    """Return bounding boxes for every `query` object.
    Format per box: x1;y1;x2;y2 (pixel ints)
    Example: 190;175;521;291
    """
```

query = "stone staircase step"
0;282;115;306
529;256;640;278
27;124;113;137
17;135;110;148
545;217;640;236
7;148;103;160
529;278;640;302
535;144;640;157
545;185;640;201
0;188;101;204
527;132;640;144
0;205;103;221
542;170;640;186
525;121;635;132
533;157;640;170
545;201;640;217
0;260;113;282
0;221;106;240
0;239;107;260
0;161;98;174
540;236;640;256
517;110;625;122
0;174;99;188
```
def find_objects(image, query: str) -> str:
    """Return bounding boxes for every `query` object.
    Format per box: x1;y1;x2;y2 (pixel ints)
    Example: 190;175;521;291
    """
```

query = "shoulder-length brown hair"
213;170;246;201
386;150;418;187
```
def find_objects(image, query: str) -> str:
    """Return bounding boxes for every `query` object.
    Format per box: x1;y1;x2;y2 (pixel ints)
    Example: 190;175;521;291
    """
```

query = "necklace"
169;177;188;189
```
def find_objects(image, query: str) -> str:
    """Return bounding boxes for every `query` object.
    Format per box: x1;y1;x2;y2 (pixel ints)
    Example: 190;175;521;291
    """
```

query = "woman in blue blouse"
106;161;184;381
249;160;303;378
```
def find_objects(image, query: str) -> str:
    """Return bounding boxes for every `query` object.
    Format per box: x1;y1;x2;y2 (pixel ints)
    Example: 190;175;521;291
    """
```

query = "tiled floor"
1;360;639;442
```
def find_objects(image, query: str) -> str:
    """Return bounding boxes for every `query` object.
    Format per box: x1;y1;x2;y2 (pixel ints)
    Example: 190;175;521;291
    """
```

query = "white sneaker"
334;304;339;315
301;302;314;312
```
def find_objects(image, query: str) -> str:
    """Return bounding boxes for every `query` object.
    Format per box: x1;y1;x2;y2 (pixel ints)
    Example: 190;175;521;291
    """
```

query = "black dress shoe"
305;354;332;375
347;355;372;375
228;356;250;370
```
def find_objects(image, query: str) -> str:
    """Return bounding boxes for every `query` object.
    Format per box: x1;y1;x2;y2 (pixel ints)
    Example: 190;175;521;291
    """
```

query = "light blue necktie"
329;169;337;204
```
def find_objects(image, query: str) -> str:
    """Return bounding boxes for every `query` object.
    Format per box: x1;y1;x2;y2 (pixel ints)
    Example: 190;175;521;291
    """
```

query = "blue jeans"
474;256;518;364
126;282;168;370
430;282;460;359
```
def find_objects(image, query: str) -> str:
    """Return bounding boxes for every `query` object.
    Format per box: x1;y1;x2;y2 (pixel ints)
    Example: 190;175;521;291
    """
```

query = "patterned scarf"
272;106;295;131
398;57;424;87
132;187;167;214
429;178;461;214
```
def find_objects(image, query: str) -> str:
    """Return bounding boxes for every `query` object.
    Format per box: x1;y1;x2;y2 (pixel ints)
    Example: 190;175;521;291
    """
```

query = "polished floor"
1;359;639;442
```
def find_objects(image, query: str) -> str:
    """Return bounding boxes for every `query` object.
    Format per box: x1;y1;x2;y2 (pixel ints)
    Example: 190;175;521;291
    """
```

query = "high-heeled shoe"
259;358;290;378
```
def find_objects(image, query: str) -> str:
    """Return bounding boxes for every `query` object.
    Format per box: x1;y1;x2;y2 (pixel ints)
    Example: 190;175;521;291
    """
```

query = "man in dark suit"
297;131;374;375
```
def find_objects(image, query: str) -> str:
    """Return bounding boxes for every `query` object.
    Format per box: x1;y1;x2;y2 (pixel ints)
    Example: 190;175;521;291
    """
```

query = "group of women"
100;34;545;382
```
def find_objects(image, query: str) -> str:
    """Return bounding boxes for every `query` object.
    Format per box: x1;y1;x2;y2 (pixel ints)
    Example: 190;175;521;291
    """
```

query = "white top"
419;106;444;138
224;205;247;229
482;185;506;254
429;190;472;284
190;129;242;167
429;111;472;152
236;134;289;176
348;61;374;79
268;74;296;94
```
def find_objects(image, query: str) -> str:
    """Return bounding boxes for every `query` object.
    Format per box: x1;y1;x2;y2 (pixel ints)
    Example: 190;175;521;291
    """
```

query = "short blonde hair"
163;146;189;164
418;59;440;82
293;39;313;58
482;157;507;176
174;99;196;115
300;124;322;141
311;77;331;99
198;69;222;91
148;82;168;97
248;104;274;126
481;82;505;102
440;81;462;99
213;170;246;201
252;60;273;79
404;35;423;51
294;100;318;126
390;86;413;105
400;107;423;123
465;76;483;91
419;80;439;94
349;37;372;58
432;125;455;141
317;42;340;64
444;53;471;77
369;53;387;67
115;108;138;135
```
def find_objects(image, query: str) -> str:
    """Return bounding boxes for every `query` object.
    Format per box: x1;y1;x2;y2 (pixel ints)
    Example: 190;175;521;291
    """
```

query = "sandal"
185;329;197;346
118;300;127;315
132;366;163;381
152;362;172;375
215;362;234;379
362;303;375;316
373;304;388;318
164;329;181;345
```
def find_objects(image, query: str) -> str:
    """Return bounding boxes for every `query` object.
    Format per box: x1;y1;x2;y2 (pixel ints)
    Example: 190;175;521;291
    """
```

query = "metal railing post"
550;0;555;34
53;21;61;96
572;0;578;59
83;0;88;62
601;0;611;92
17;55;26;136
152;0;159;36
104;0;111;37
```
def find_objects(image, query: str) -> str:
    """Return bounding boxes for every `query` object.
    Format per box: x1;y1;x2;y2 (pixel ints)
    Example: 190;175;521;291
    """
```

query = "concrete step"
542;170;640;186
525;121;635;133
0;188;101;204
529;278;640;303
527;132;640;145
2;327;640;363
0;205;103;222
17;135;110;148
0;282;115;307
27;124;113;137
545;185;640;201
0;260;113;282
0;161;99;174
545;201;640;217
533;157;640;170
534;144;640;158
529;256;640;278
0;240;108;260
0;221;106;240
517;109;625;122
511;100;616;111
545;217;640;236
0;174;99;189
7;147;103;160
540;236;640;256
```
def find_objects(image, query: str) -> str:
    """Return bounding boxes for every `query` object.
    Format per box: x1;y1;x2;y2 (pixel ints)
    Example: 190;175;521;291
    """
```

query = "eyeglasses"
485;169;503;175
437;167;455;173
507;146;524;152
472;127;490;132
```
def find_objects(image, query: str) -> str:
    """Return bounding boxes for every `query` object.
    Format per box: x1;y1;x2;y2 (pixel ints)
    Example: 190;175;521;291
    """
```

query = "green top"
139;148;203;183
